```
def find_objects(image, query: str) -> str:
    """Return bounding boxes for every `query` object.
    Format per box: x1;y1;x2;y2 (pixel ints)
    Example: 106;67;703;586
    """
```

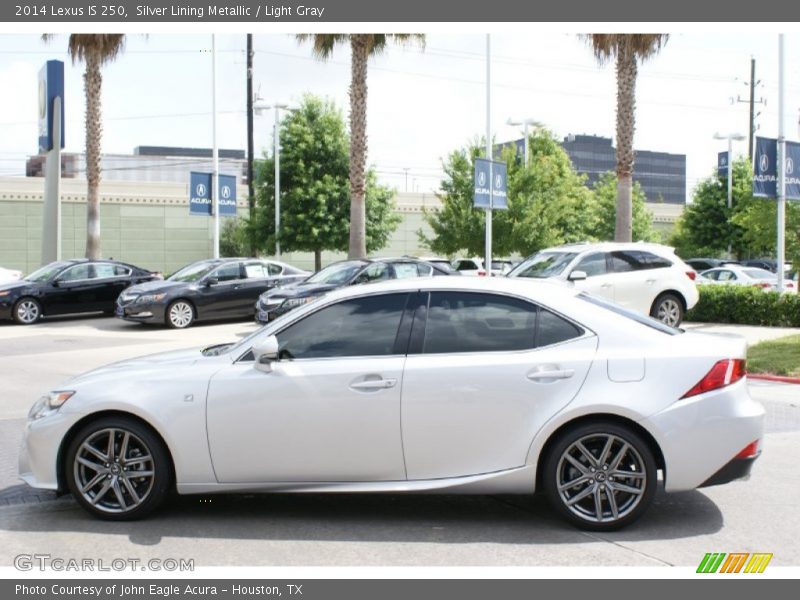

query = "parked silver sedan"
19;278;763;530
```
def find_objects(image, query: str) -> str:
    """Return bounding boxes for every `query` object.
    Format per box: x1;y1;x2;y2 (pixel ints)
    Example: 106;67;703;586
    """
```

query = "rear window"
577;292;681;335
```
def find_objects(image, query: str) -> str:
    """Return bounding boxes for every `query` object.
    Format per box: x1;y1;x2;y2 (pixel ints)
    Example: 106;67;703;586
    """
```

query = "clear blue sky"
0;32;798;197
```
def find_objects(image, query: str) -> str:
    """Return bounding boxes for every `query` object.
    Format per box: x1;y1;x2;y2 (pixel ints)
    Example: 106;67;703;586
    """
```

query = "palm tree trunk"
348;35;368;259
314;248;322;272
614;47;636;243
84;51;102;259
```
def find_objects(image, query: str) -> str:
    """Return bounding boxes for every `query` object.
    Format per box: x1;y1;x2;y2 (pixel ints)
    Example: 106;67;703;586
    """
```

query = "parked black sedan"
255;257;453;323
0;259;160;325
117;258;310;328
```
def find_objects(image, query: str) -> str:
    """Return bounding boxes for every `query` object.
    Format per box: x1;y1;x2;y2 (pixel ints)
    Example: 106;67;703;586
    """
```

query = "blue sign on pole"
189;171;212;215
473;158;508;210
218;174;238;217
717;151;729;180
787;141;800;200
38;60;65;153
753;137;778;198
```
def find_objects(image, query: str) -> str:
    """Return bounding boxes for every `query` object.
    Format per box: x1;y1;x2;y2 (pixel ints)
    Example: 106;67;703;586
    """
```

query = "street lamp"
713;131;746;258
254;99;292;258
506;117;543;164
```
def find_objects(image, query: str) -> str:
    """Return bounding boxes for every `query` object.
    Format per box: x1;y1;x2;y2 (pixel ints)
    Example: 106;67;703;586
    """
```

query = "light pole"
713;132;746;259
211;34;220;259
506;117;542;165
255;100;291;258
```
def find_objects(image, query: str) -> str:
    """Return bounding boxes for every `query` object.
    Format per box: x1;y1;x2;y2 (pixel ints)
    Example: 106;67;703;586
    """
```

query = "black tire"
165;299;195;329
65;416;172;521
12;297;42;325
650;293;684;327
542;421;657;531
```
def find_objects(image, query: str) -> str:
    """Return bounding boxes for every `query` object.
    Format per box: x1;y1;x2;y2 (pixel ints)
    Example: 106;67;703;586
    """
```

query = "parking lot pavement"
0;316;799;567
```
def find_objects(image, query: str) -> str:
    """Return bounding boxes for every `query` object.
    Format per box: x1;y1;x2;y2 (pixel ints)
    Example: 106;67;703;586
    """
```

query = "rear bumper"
699;454;759;488
640;379;764;492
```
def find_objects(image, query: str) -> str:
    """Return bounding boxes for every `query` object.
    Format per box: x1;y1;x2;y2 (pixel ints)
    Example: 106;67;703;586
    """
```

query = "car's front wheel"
542;422;657;531
651;293;684;327
166;300;195;329
13;297;42;325
65;416;172;520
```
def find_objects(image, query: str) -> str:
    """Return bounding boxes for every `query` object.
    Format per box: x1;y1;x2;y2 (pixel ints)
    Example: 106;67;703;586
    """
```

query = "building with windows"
560;134;686;204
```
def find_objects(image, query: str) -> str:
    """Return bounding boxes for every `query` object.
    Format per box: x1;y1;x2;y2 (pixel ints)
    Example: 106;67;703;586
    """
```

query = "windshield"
24;262;70;283
578;292;681;335
509;252;577;278
168;262;216;283
306;261;367;285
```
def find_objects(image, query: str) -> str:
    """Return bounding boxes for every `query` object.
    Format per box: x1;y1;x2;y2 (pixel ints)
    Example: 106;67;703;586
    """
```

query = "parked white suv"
507;242;699;326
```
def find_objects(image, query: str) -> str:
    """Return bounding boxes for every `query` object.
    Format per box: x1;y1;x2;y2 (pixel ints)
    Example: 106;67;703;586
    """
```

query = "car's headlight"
281;296;319;309
28;390;75;421
0;291;11;297
136;293;166;304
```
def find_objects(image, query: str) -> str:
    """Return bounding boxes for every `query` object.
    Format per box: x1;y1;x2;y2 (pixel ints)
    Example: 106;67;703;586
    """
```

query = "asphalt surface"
0;315;799;567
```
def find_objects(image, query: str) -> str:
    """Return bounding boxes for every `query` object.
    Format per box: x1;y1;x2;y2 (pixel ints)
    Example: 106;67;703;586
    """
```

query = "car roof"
538;241;676;255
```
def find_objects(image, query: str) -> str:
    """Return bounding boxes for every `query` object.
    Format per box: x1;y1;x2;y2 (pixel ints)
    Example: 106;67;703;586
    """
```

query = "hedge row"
686;284;800;327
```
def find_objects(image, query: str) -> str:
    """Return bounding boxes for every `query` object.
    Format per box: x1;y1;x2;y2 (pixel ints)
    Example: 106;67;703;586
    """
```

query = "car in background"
0;259;160;325
415;256;461;275
255;257;452;323
0;266;23;285
452;257;515;276
700;265;796;293
739;258;795;279
117;258;310;328
685;258;739;272
21;277;763;528
507;242;698;327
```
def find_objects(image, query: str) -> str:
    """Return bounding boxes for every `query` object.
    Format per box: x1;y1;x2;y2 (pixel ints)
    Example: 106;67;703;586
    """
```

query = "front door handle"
349;378;397;391
527;369;574;382
600;283;612;289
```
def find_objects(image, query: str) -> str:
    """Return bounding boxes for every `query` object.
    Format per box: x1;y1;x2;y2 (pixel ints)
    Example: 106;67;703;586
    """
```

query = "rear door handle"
350;378;397;391
600;283;612;288
527;369;574;381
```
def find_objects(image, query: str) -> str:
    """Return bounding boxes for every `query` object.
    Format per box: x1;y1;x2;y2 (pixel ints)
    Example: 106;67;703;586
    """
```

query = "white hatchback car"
20;277;762;530
508;242;699;327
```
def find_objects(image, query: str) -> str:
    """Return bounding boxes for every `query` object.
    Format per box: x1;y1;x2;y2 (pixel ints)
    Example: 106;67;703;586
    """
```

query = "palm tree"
583;34;668;242
43;34;126;259
297;34;424;258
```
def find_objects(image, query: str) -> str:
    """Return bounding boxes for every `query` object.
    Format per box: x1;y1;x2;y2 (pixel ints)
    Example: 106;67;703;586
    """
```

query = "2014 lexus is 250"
19;277;764;530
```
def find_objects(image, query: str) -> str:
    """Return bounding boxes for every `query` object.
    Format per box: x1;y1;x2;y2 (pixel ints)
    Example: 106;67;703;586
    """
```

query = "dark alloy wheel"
543;422;657;531
65;416;172;520
651;293;684;327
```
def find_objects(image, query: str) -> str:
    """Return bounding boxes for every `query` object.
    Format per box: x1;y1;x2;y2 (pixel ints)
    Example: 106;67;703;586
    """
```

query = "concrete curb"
749;373;800;385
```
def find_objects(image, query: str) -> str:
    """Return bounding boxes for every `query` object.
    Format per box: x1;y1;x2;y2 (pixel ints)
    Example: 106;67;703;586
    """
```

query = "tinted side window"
609;251;639;273
354;262;391;284
455;260;477;271
93;263;119;279
574;253;608;277
59;264;92;282
244;263;267;279
629;251;672;270
537;309;584;347
266;263;283;276
275;293;409;359
423;292;538;354
212;263;242;282
417;263;433;277
394;263;421;279
113;265;131;277
702;270;719;281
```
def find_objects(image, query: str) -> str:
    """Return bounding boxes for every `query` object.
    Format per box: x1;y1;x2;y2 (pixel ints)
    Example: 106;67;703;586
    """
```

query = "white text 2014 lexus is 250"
19;278;764;530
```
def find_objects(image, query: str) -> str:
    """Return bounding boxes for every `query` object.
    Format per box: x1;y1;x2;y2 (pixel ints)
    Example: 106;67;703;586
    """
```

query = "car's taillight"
753;282;772;289
681;359;746;399
686;270;697;281
477;270;487;277
735;440;761;459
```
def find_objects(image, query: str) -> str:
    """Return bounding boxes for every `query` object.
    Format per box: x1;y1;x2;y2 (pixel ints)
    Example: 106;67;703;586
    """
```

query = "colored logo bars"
696;552;773;573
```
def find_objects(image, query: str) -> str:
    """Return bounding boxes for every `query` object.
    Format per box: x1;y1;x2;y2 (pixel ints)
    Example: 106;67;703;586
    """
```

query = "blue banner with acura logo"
753;137;800;200
717;151;729;179
473;158;508;210
190;172;238;216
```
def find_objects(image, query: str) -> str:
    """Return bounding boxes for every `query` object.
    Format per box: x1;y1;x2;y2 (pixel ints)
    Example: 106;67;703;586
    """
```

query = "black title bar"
1;0;798;22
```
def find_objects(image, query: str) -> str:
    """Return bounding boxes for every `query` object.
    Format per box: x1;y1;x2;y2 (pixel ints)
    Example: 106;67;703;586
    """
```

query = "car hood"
261;281;341;300
67;347;211;385
0;280;31;294
123;279;194;295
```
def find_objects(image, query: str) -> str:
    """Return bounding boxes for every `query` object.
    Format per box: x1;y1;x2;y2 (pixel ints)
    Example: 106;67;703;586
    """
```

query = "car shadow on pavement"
0;488;723;547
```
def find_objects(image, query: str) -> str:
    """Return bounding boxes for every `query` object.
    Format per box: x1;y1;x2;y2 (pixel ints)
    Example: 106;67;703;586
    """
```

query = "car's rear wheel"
651;293;684;327
166;300;194;329
65;416;171;520
13;297;42;325
543;422;657;531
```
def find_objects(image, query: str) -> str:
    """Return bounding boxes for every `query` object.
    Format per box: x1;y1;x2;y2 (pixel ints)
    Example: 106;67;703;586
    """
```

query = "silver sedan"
19;277;763;530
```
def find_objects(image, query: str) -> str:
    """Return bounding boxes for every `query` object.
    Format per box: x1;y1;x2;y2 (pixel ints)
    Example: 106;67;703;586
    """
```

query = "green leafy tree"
250;95;400;270
421;129;595;256
589;172;659;242
220;218;249;258
296;34;424;259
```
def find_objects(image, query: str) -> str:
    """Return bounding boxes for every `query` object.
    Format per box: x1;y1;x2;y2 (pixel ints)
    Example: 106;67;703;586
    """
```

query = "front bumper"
0;300;13;321
640;379;764;492
115;301;167;324
255;299;286;323
18;411;82;492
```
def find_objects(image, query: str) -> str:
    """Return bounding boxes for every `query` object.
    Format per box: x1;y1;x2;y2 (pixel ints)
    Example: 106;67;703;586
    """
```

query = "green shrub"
686;284;800;327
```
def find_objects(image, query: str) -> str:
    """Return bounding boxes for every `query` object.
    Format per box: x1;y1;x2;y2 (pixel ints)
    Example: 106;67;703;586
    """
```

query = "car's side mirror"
253;335;280;373
568;270;587;282
51;279;61;287
205;277;219;287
